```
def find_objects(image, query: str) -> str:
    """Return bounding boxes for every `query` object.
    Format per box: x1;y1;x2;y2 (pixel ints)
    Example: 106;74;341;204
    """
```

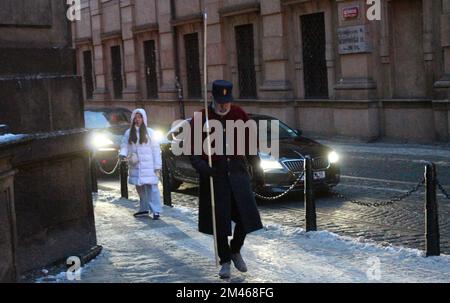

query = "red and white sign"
343;7;359;19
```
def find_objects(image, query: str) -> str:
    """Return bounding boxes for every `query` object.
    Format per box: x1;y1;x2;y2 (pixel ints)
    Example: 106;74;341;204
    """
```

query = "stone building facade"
0;0;99;281
73;0;450;143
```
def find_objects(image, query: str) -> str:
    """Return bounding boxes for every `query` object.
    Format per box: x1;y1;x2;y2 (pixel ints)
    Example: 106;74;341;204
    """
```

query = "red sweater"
189;104;255;161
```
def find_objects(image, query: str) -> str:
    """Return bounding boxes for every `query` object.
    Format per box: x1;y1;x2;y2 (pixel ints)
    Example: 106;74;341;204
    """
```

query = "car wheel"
169;178;182;191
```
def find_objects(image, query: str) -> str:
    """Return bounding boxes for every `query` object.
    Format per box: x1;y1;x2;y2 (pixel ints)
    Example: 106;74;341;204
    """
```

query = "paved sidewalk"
34;189;450;283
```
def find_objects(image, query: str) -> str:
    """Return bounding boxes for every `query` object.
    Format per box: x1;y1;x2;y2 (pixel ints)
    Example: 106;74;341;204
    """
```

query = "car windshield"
254;118;298;140
84;111;130;129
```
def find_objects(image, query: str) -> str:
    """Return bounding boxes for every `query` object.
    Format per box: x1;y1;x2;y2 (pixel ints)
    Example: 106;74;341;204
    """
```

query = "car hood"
276;137;331;160
107;124;130;135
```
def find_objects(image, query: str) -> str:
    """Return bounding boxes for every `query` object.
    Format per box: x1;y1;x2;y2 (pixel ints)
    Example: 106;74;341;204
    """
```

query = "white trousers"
136;184;162;214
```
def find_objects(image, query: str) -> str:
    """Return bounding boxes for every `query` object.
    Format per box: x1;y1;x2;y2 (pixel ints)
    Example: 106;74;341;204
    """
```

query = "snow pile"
35;271;69;283
35;253;104;283
35;190;450;283
0;133;25;144
263;223;425;257
319;140;450;158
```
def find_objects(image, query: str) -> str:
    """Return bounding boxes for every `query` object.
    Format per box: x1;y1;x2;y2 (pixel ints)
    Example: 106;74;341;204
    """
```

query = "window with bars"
184;33;202;98
301;13;329;99
83;50;94;99
235;24;257;99
110;45;123;99
143;40;158;99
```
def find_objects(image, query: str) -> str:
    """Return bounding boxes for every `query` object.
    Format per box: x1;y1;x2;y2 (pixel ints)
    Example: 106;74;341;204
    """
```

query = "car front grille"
282;160;304;173
312;157;329;170
282;157;330;172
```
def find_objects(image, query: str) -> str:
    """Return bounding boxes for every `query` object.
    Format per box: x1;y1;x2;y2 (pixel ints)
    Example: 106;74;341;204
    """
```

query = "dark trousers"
217;197;247;265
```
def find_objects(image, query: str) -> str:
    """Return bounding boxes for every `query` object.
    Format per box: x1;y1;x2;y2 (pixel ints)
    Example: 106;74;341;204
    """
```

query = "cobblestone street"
99;141;450;255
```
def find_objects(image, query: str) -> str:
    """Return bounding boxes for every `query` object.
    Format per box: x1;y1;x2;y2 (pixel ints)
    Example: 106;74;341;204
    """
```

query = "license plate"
300;171;325;180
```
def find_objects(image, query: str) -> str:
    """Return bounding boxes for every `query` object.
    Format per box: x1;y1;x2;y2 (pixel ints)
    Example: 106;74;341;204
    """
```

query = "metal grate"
282;160;304;173
282;157;329;173
235;24;257;99
301;13;329;99
184;33;202;98
312;157;329;170
83;50;94;99
143;40;158;98
111;45;123;99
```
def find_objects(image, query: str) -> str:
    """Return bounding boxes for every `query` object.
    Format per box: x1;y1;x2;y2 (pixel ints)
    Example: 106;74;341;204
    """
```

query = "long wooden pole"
203;12;219;267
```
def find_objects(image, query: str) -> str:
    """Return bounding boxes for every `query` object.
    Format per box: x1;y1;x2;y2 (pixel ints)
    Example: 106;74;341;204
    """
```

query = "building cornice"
171;13;204;27
74;37;93;45
218;2;260;18
100;30;122;41
132;23;159;34
280;0;310;7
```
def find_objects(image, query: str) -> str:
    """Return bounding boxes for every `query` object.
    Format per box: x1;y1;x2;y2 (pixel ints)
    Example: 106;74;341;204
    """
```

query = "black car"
161;114;341;196
84;107;166;174
84;107;132;174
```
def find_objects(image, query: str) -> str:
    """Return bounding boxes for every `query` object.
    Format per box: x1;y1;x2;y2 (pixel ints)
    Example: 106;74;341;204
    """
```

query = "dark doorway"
110;45;123;99
83;50;94;100
143;40;158;99
184;33;201;98
301;13;328;99
235;24;257;99
390;0;426;98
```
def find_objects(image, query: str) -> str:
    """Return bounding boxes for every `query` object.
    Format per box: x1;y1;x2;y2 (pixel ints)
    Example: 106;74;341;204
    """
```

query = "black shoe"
219;262;231;279
231;253;248;272
133;211;149;217
153;213;160;220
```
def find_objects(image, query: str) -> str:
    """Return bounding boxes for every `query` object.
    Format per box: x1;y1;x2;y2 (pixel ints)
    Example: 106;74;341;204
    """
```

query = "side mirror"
295;129;303;137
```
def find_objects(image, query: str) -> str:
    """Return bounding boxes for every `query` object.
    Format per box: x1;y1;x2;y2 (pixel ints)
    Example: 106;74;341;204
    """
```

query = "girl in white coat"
119;108;162;219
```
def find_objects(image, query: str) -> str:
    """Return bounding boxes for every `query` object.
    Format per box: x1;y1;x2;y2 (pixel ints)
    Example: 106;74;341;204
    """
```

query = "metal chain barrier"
253;172;305;201
437;179;450;200
167;160;304;201
95;157;121;175
240;156;306;201
330;177;425;207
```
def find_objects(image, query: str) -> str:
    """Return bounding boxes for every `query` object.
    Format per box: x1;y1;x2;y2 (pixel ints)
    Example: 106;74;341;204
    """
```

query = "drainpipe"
170;0;185;119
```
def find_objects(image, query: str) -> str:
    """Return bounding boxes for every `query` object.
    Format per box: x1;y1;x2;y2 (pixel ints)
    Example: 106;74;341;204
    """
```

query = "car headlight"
92;134;114;149
260;159;283;171
153;130;164;143
259;152;283;171
328;151;339;164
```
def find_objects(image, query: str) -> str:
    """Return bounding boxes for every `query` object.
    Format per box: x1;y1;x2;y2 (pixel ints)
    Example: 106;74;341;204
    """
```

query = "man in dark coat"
190;80;263;279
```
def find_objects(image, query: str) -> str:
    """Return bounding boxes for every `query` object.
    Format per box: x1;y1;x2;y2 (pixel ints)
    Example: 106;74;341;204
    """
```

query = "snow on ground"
0;133;26;144
36;189;450;283
318;139;450;158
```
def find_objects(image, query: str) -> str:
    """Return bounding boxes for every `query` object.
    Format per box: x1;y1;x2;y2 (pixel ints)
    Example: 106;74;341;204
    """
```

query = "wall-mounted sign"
343;6;359;19
337;25;372;54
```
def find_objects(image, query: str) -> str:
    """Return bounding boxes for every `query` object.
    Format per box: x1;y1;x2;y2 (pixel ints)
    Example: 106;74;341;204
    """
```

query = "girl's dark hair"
129;122;149;145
